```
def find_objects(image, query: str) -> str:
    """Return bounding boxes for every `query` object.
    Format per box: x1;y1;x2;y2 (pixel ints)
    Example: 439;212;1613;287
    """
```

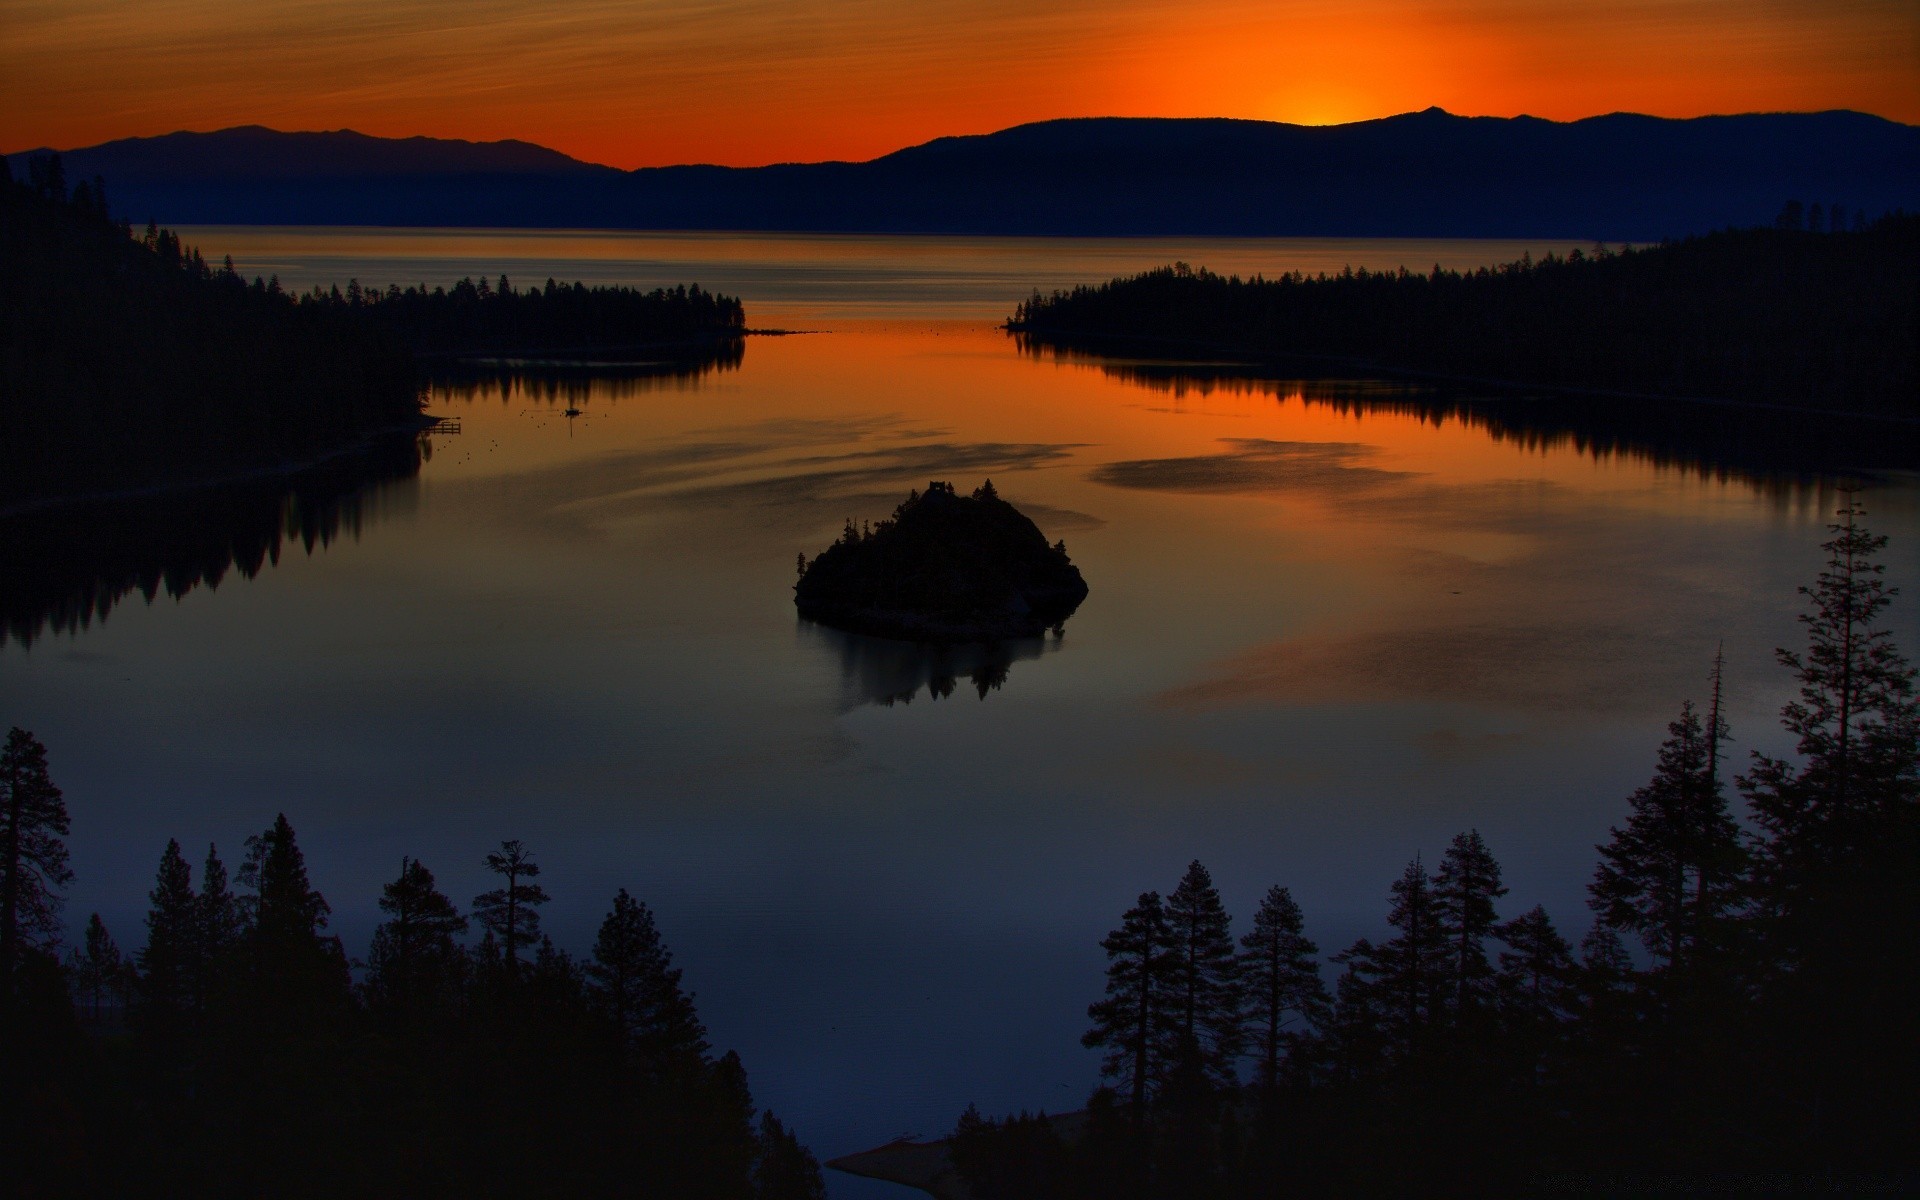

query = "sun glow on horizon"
3;0;1914;167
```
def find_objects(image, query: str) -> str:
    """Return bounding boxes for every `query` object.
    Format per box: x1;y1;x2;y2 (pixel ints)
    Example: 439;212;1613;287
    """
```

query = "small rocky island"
795;481;1089;642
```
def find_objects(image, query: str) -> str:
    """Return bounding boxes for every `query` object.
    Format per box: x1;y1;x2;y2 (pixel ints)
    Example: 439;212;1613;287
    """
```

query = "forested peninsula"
0;156;746;511
1010;212;1919;420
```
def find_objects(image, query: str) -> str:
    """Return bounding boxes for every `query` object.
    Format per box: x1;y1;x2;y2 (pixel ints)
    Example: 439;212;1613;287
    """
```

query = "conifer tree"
1084;890;1177;1118
1577;925;1634;996
1741;502;1919;953
473;839;549;976
1325;939;1388;1082
195;843;240;1007
587;888;709;1064
753;1111;827;1200
0;727;71;996
1163;861;1242;1089
237;813;346;1008
1433;830;1507;1013
1376;856;1449;1055
1236;884;1328;1090
1738;504;1918;1161
1590;700;1743;969
365;857;468;1017
139;839;198;1015
1492;905;1576;1028
71;913;128;1020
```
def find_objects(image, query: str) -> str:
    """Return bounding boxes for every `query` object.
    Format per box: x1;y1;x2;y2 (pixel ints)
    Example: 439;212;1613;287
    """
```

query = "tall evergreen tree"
1236;884;1328;1090
753;1111;827;1200
473;839;549;976
236;813;346;1008
1083;890;1178;1118
0;727;71;996
1162;861;1242;1089
139;839;198;1015
1376;856;1449;1056
1591;700;1744;970
71;912;129;1021
195;843;241;1008
1325;938;1389;1082
587;888;709;1064
1738;503;1918;1162
1492;905;1576;1028
1432;830;1507;1013
1741;501;1919;951
365;857;468;1017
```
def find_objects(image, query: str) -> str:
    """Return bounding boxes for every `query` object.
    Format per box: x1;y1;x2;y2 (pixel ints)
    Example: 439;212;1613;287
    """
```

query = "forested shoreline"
0;156;747;510
938;504;1917;1196
1009;211;1919;420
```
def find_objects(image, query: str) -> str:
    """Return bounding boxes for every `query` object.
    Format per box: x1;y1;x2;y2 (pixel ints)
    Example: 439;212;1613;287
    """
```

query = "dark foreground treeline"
951;504;1918;1196
0;780;825;1200
0;157;422;507
0;156;748;508
1009;211;1920;419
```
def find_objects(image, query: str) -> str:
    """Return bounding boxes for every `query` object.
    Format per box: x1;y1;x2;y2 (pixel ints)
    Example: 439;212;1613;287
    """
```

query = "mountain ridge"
10;109;1917;239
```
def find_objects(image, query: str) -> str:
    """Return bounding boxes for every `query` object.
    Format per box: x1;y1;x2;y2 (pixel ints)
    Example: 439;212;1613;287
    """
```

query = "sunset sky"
6;0;1916;168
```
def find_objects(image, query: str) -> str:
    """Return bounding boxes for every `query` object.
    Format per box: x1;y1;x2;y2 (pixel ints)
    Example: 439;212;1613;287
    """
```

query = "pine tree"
753;1111;827;1200
1492;905;1576;1028
237;813;347;1008
365;857;468;1017
1325;938;1389;1082
195;843;241;1008
472;839;550;976
1236;884;1328;1090
1591;700;1744;970
1741;501;1919;953
139;839;198;1015
587;888;709;1064
1376;856;1449;1056
1083;890;1177;1118
0;727;72;996
71;913;127;1021
1432;830;1507;1014
1738;503;1919;1161
1163;861;1241;1089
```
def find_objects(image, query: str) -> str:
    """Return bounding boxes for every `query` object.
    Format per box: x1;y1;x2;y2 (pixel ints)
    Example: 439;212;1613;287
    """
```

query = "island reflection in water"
1;433;426;649
799;621;1066;708
425;336;745;408
1015;335;1920;483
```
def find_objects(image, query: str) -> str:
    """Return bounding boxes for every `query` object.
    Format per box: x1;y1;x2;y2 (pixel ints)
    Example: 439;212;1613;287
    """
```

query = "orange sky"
6;0;1916;167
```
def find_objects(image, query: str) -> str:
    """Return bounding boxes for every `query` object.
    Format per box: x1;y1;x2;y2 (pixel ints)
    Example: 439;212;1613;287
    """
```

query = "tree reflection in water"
1;433;425;648
797;621;1068;709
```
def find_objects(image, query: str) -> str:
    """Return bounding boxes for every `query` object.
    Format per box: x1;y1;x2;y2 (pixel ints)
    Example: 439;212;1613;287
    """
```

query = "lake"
5;228;1916;1196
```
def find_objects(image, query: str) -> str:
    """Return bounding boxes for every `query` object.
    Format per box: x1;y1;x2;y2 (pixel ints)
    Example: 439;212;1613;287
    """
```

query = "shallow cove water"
5;229;1917;1195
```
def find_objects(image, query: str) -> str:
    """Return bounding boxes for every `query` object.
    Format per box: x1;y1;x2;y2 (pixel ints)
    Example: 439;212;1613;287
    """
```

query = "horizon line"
8;106;1909;174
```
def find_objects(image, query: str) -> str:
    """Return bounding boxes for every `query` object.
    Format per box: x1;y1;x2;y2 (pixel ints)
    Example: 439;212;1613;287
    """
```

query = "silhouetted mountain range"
11;109;1918;238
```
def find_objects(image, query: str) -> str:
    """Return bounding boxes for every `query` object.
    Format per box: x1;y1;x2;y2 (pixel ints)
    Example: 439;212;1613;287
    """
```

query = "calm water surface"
6;231;1916;1195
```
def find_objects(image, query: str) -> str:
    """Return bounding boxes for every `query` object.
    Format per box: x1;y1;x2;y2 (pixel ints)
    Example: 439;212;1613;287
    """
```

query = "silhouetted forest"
794;481;1089;641
943;504;1918;1196
0;157;422;508
351;275;744;357
1011;213;1920;420
0;764;824;1199
1;156;748;509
